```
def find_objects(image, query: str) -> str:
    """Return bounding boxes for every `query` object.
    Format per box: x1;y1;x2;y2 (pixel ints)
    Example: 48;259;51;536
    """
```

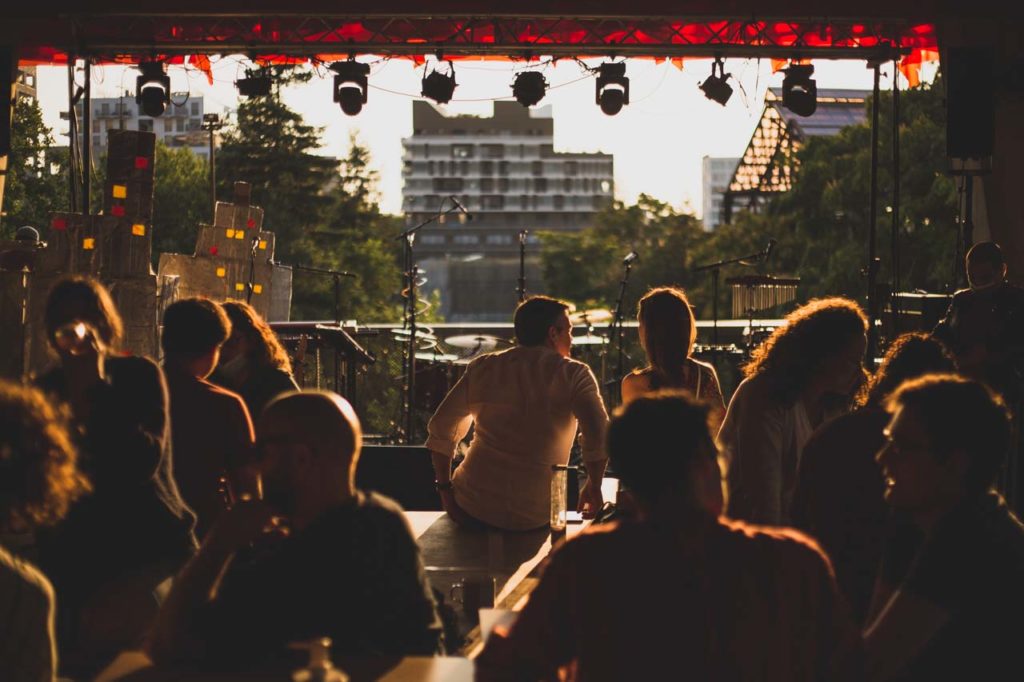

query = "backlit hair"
636;287;697;387
44;275;124;350
222;301;293;374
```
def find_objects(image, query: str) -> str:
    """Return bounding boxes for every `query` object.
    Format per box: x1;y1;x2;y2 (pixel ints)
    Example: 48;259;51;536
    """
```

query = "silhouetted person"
427;296;609;530
477;392;862;681
719;297;869;525
791;333;955;624
33;276;196;676
149;391;441;670
0;380;90;682
212;301;299;419
865;375;1024;681
621;287;725;422
933;241;1024;402
161;298;255;538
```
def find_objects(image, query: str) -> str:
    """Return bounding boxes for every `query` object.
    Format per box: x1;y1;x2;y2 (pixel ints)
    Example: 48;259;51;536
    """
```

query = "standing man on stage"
933;241;1024;402
426;296;609;531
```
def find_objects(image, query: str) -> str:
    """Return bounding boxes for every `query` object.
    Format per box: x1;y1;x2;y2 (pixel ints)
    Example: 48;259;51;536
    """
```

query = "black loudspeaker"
0;50;13;157
946;47;996;159
356;445;443;511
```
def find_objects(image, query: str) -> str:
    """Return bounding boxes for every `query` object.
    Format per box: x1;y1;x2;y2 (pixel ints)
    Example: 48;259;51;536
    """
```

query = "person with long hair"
791;333;956;624
718;297;868;526
33;275;196;676
621;287;725;419
213;301;299;420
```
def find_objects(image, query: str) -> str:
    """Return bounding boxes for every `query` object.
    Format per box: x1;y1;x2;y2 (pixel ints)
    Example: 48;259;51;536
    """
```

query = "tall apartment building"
15;66;37;103
701;156;740;231
75;94;209;158
402;101;614;321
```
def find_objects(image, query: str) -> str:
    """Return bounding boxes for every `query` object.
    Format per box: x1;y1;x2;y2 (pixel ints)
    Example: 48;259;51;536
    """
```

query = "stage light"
236;69;273;98
331;60;370;116
422;62;457;104
699;57;733;106
782;64;817;117
135;61;170;117
595;62;629;116
512;71;548;107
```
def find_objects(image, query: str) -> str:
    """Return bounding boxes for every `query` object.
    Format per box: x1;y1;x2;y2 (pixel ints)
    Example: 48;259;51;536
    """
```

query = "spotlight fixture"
512;71;548;107
595;62;629;116
782;64;818;117
236;69;273;98
422;61;457;104
331;60;370;116
135;61;171;117
699;57;733;106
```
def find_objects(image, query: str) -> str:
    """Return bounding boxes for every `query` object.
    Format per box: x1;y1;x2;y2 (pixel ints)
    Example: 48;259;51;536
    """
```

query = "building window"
139;120;154;132
480;160;494;175
420;235;446;245
480;178;494;192
553;195;565;209
485;234;513;245
534;178;548;193
428;161;436;174
482;195;505;210
498;161;509;175
101;103;110;115
189;118;201;131
92;134;101;147
498;178;509;192
565;160;578;175
453;234;479;245
482;144;504;158
531;161;543;176
460;161;469;176
191;102;200;115
433;177;464;192
601;180;612;193
92;120;100;133
424;144;431;158
563;178;573;193
452;144;474;158
520;195;530;210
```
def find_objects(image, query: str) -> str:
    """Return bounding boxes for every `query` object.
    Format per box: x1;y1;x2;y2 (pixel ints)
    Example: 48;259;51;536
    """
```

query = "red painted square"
135;157;149;169
111;205;125;217
209;245;219;256
247;218;256;229
52;218;67;230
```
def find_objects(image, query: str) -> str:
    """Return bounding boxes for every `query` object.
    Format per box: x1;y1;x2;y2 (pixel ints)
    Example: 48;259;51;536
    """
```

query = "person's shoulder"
689;357;717;375
200;378;249;408
355;491;415;531
719;517;834;574
0;546;55;609
107;353;161;378
622;368;652;387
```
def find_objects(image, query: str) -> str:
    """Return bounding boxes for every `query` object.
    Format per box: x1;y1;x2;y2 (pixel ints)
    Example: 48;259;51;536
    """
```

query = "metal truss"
58;15;934;61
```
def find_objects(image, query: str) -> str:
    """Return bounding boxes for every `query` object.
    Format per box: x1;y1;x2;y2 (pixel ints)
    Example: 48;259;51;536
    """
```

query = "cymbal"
444;334;508;351
572;334;609;346
569;309;613;325
391;328;437;342
415;352;460;363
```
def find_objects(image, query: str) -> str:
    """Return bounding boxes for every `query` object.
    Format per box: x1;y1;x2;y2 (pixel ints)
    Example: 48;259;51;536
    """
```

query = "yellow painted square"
112;185;127;199
258;240;267;250
82;238;95;250
235;231;244;240
226;229;235;239
216;267;226;278
235;282;245;292
132;224;146;236
252;284;263;295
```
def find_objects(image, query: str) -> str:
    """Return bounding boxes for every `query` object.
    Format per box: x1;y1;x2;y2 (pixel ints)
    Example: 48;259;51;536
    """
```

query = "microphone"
450;195;473;221
623;251;638;265
763;239;777;262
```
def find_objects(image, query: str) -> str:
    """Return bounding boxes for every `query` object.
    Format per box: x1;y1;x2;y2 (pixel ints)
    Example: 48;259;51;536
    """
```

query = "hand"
439;489;476;527
57;322;105;420
577;479;604;519
204;499;277;555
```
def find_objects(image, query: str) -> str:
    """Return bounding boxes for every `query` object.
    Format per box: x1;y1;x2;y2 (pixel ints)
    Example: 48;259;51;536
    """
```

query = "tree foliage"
151;143;208;262
2;97;68;237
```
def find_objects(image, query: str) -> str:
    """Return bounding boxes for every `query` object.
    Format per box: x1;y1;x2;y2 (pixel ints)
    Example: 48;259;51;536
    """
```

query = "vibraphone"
726;274;801;318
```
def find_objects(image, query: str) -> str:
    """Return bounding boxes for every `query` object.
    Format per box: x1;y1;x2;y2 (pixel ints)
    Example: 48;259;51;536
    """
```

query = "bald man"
149;391;442;669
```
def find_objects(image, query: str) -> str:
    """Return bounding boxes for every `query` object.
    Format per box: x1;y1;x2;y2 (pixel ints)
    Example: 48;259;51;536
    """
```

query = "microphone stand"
693;245;766;348
278;263;357;327
245;232;261;305
517;230;528;303
395;200;465;445
607;257;635;404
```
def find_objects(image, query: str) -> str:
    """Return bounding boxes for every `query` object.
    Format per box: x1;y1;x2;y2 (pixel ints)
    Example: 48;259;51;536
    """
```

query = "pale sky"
35;56;932;217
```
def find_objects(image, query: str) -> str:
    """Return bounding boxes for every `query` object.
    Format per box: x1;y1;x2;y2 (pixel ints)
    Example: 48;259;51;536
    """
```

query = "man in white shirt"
426;296;609;531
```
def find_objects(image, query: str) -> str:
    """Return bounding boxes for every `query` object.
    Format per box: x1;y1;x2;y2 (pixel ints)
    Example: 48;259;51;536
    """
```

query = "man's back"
426;345;607;530
196;491;441;667
0;545;55;682
165;365;254;536
478;518;861;681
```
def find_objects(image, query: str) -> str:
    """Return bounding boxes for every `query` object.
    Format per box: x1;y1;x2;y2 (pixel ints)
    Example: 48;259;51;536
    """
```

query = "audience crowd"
1;268;1022;681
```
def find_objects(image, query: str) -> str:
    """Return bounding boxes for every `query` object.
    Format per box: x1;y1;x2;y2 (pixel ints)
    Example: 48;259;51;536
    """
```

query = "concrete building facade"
402;101;614;321
701;156;740;231
75;94;209;159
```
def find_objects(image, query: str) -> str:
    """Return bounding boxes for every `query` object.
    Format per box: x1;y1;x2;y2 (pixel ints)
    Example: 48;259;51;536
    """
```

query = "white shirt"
425;345;609;530
717;374;814;526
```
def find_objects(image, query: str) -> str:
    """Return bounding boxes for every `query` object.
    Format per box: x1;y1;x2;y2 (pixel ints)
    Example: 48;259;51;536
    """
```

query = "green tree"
2;97;68;237
151;142;208;262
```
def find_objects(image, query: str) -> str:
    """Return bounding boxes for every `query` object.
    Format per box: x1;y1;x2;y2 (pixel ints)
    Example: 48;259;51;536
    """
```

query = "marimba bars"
726;275;801;318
